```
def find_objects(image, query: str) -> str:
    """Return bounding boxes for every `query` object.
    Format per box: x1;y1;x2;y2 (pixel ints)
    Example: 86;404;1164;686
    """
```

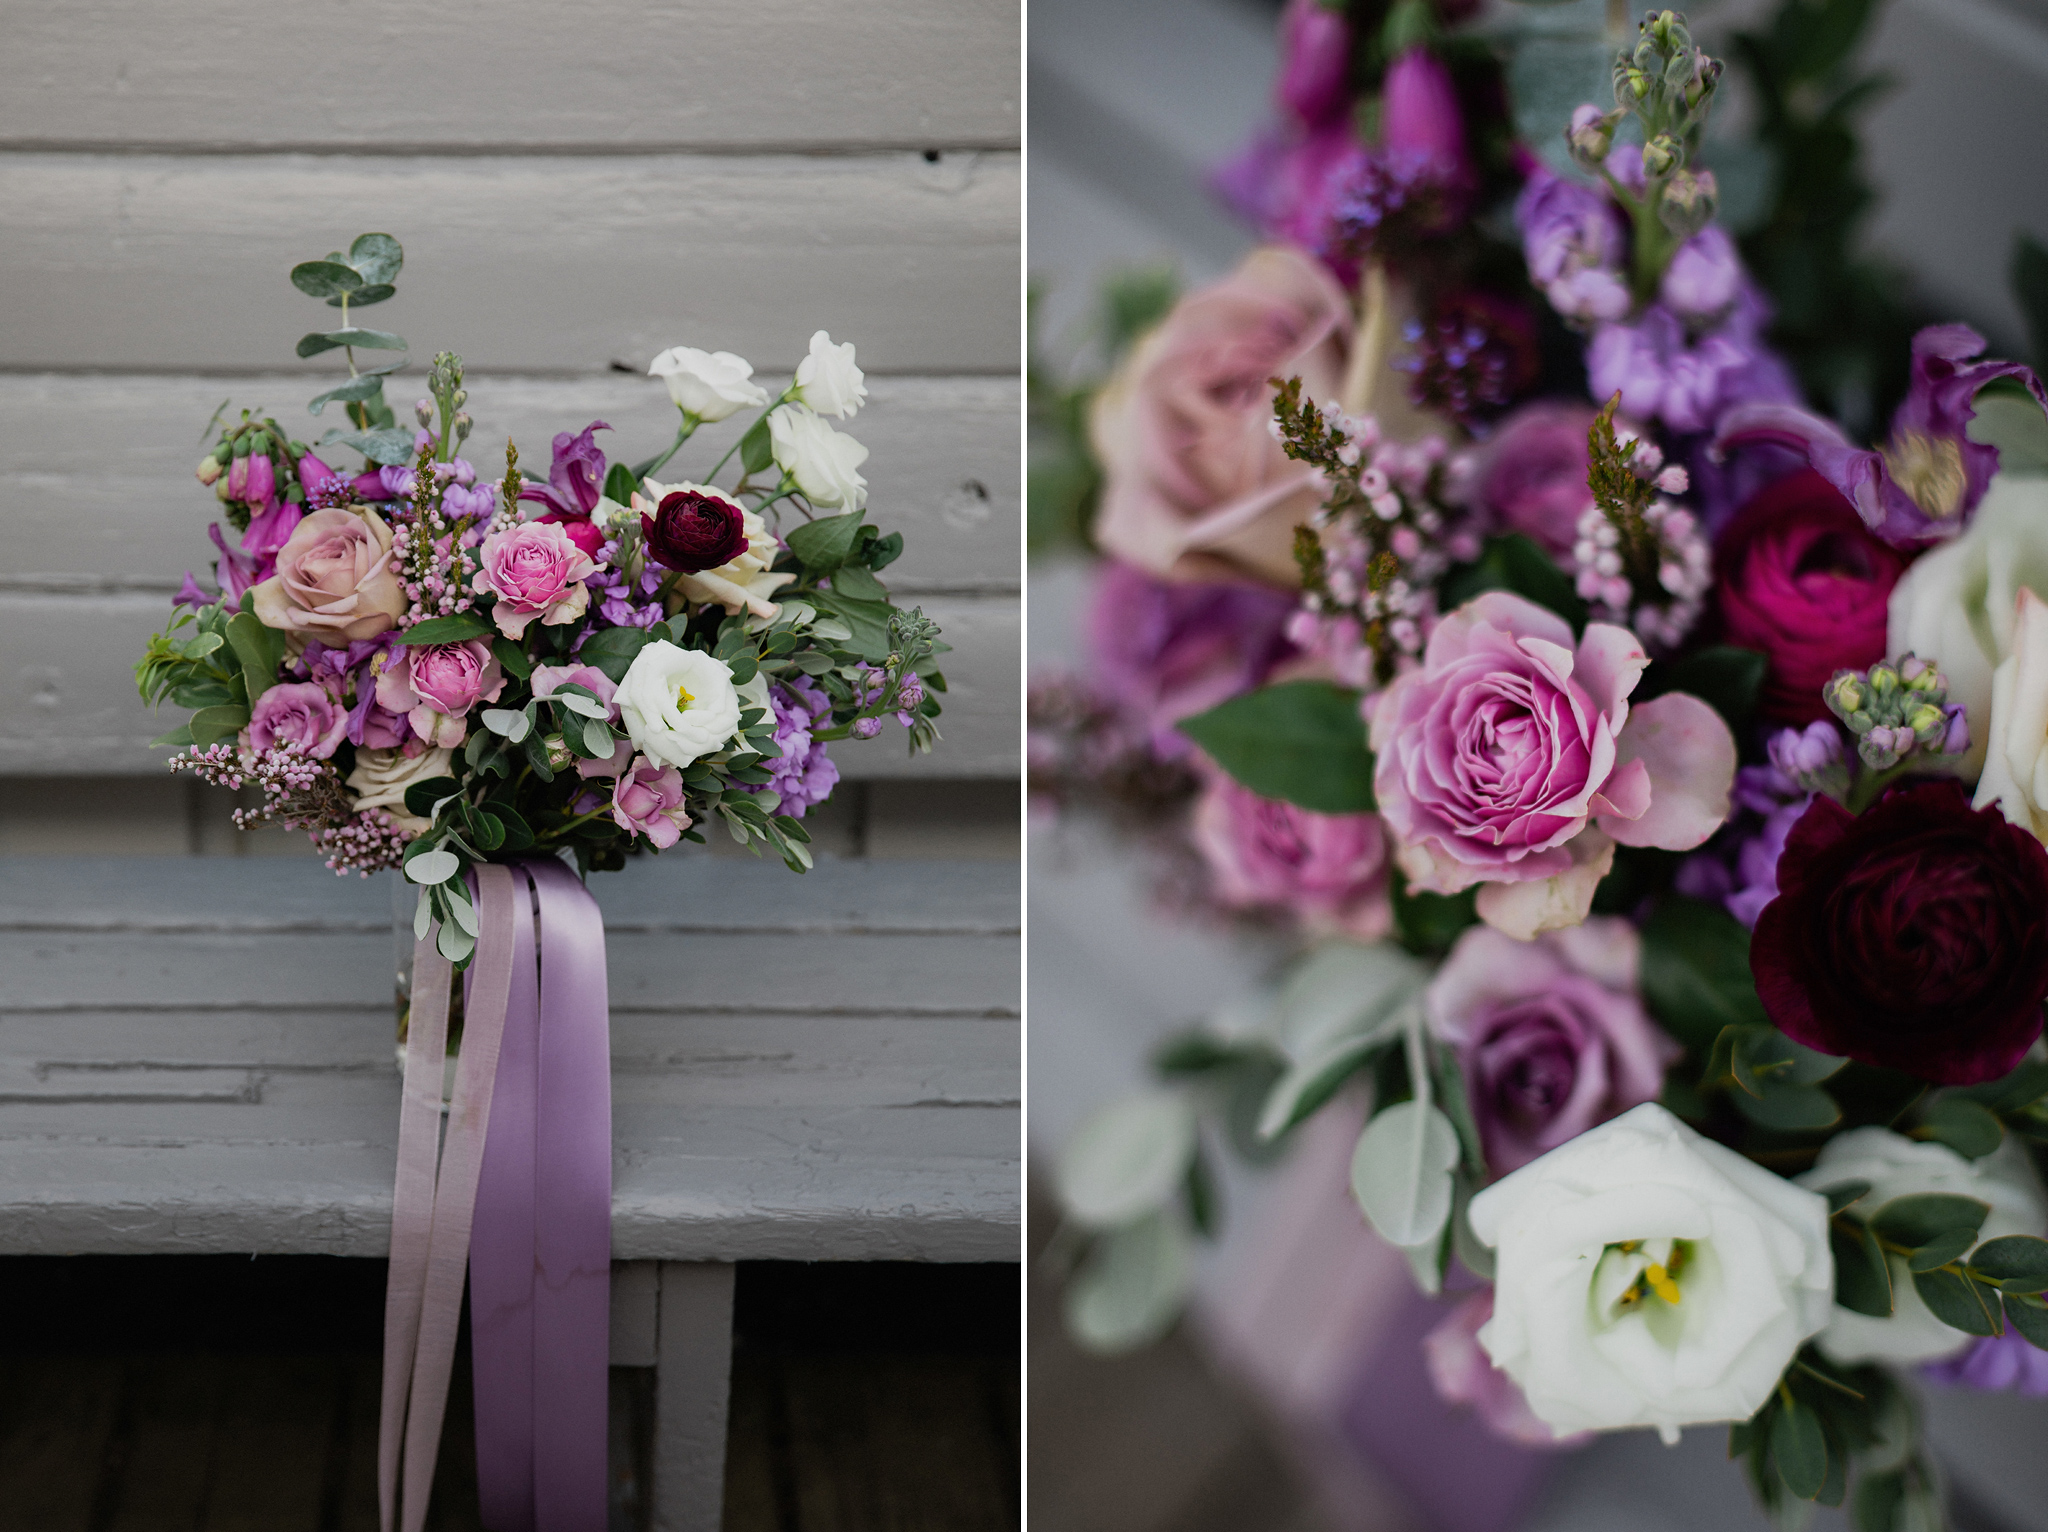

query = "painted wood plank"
0;590;1018;778
2;0;1020;153
0;152;1019;375
652;1263;736;1532
2;373;1019;596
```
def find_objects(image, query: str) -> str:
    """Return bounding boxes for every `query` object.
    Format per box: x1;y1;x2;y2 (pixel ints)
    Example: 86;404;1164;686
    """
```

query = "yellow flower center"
1880;430;1968;520
1595;1237;1693;1320
675;682;695;711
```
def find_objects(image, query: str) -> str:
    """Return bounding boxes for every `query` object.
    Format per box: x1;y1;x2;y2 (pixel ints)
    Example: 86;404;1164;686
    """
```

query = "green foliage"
786;511;866;573
1639;646;1767;742
1638;896;1769;1052
1389;869;1480;958
1176;681;1376;814
396;611;493;646
1437;533;1588;633
2012;232;2048;369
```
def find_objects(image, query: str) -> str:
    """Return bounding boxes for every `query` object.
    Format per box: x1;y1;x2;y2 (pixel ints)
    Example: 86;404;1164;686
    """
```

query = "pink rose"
1370;592;1736;938
1092;246;1352;586
474;520;601;639
251;508;407;642
1471;401;1599;556
1423;1292;1587;1448
244;681;349;759
1426;918;1679;1173
610;754;691;848
374;640;505;748
1190;773;1391;940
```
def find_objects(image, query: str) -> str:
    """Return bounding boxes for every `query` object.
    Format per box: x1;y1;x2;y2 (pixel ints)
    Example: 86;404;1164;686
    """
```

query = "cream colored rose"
616;641;742;770
635;479;795;620
647;346;769;422
793;330;866;419
344;746;455;834
1887;474;2048;779
768;404;869;510
1975;586;2048;842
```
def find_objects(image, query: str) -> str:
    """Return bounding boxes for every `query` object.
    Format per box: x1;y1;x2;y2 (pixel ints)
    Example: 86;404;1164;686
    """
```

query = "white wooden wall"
0;0;1020;782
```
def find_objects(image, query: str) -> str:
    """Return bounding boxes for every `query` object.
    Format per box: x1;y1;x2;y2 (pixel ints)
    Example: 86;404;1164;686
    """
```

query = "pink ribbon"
378;860;613;1532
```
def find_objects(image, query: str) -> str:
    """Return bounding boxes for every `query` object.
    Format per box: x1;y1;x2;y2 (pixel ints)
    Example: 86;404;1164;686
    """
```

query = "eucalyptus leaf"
1177;681;1374;815
1641;897;1770;1051
1870;1194;1991;1249
581;716;615;758
443;883;481;937
290;260;363;300
577;625;657;682
436;919;476;964
1912;1265;1998;1336
296;327;407;358
1056;1090;1198;1229
1731;1079;1841;1132
347;232;404;285
2005;1293;2048;1350
551;688;610;719
1771;1397;1829;1501
1917;1096;2004;1160
327;427;417;465
481;709;531;743
331;283;395;309
1349;1100;1460;1250
1832;1222;1893;1318
1063;1211;1193;1355
407;850;461;886
1905;1227;1976;1273
306;374;390;415
1969;1235;2048;1293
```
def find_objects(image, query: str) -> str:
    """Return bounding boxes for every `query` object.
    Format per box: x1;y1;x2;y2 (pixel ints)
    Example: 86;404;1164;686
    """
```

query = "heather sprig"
1578;393;1708;650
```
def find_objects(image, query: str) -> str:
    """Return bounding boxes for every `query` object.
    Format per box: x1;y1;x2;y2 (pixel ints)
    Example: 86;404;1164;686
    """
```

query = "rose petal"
1602;693;1736;850
1475;828;1615;940
1589;757;1651;823
1572;623;1650;724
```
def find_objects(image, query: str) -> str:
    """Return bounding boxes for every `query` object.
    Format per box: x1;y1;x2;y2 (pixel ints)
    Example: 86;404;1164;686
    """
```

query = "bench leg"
651;1261;736;1532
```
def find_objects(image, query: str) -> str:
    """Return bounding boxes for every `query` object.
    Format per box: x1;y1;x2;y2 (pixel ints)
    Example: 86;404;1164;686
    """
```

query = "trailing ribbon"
378;860;613;1532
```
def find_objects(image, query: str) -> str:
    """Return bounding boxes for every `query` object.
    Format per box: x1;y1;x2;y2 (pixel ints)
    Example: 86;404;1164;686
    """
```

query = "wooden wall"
0;0;1021;782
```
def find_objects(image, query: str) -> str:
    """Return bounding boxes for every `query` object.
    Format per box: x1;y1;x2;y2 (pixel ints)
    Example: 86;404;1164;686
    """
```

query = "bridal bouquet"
136;232;945;960
1042;8;2048;1527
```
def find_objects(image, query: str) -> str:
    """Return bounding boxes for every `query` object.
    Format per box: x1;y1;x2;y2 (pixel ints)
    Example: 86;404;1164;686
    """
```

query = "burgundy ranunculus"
641;490;747;573
1752;779;2048;1085
1715;469;1913;726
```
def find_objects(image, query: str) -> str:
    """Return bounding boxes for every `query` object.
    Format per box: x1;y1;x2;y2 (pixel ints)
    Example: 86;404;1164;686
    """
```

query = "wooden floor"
0;1257;1018;1532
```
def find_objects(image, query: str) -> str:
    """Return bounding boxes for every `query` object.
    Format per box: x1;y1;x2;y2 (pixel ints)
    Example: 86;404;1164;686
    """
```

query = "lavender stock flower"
745;679;840;818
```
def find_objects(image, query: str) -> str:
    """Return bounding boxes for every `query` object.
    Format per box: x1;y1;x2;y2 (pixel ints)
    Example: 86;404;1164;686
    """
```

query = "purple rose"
474;519;600;639
1275;0;1351;128
610;754;691;849
374;639;505;748
245;681;349;759
1427;918;1679;1174
1189;772;1391;940
1369;592;1736;938
1088;561;1297;759
1470;400;1599;555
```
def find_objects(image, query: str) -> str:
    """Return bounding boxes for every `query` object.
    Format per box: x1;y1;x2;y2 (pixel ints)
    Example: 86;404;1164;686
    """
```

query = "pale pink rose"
474;520;600;639
250;508;407;642
244;681;349;759
1427;918;1680;1173
531;662;619;720
1092;246;1352;586
1370;591;1735;938
374;640;505;748
1423;1292;1587;1448
1190;773;1391;940
611;754;691;848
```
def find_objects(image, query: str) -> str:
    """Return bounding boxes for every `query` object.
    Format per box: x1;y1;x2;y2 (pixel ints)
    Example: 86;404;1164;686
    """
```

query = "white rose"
1470;1102;1832;1444
1975;586;2048;842
634;479;795;620
616;640;742;770
768;403;869;511
1887;473;2048;779
1796;1127;2048;1365
793;330;866;419
647;347;770;423
344;746;456;834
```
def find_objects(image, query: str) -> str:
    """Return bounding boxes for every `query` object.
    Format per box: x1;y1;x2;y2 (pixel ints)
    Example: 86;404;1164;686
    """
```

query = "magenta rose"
1752;780;2048;1085
1370;592;1737;938
374;639;505;748
1423;1292;1587;1448
1190;772;1391;940
250;507;407;642
610;755;691;848
474;520;601;639
244;681;349;759
1427;918;1677;1173
1471;400;1599;556
1714;468;1910;726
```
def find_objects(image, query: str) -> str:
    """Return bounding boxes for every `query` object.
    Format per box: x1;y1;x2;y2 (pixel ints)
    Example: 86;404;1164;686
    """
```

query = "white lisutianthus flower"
1797;1128;2048;1365
1470;1102;1833;1444
793;330;867;419
1976;585;2048;843
768;403;869;511
615;641;742;769
344;746;456;833
647;346;770;422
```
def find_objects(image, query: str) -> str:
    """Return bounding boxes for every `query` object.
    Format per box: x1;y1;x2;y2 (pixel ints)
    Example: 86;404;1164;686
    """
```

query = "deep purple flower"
745;679;841;818
1716;324;2048;545
1088;561;1297;759
1517;170;1631;323
520;420;611;520
1317;141;1474;271
1381;47;1467;168
172;570;214;610
1393;292;1538;427
1588;287;1799;434
1275;0;1352;128
641;489;748;573
1923;1332;2048;1397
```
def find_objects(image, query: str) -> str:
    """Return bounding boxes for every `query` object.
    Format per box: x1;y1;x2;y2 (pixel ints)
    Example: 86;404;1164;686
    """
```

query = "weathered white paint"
0;0;1020;153
3;374;1019;597
0;855;1020;1262
0;591;1019;778
0;152;1020;375
653;1262;737;1532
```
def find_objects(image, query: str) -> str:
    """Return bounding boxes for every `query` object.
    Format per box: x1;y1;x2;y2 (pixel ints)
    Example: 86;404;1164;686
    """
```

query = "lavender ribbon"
378;860;612;1532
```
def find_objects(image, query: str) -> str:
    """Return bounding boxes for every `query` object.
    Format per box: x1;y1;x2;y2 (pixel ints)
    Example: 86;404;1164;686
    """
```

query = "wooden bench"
0;852;1019;1529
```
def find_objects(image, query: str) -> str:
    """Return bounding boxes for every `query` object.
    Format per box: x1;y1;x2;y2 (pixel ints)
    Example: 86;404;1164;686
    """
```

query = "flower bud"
1824;672;1867;719
543;733;574;770
1868;663;1901;698
851;717;882;740
1657;168;1717;240
415;398;435;428
1942;704;1971;756
196;455;223;486
1642;134;1681;178
1908;704;1947;747
453;411;473;445
1566;103;1619;169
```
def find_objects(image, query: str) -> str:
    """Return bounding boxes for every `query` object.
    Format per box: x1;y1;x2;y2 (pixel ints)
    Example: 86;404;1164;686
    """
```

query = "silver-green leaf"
1063;1212;1192;1355
1350;1100;1461;1250
1056;1090;1197;1229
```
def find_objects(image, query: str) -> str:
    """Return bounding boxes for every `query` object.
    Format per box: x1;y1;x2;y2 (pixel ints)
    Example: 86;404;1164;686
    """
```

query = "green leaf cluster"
291;233;410;462
1732;1355;1938;1525
1176;681;1375;815
1825;1181;2048;1350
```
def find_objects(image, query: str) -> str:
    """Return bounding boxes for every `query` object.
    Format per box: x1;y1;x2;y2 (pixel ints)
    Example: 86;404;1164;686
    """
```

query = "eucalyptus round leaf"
407;850;461;886
1350;1100;1460;1250
481;708;532;742
331;283;396;309
443;885;481;937
1063;1211;1193;1355
290;260;363;299
1056;1090;1198;1229
347;232;404;285
436;920;476;965
1270;942;1429;1063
